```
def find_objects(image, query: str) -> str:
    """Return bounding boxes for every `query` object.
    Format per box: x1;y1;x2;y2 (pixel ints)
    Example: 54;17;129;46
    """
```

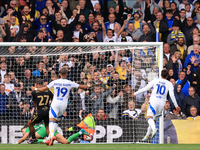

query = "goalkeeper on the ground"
18;124;89;144
66;110;96;142
18;111;95;144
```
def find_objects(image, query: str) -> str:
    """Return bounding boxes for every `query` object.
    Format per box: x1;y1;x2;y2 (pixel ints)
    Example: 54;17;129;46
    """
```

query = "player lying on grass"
131;69;181;141
31;68;91;146
18;124;89;144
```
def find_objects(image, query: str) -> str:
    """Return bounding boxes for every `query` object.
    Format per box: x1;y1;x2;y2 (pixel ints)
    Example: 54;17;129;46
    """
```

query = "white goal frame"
0;42;164;144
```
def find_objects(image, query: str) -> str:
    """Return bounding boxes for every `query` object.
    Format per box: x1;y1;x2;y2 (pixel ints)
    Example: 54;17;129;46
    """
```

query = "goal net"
0;42;163;144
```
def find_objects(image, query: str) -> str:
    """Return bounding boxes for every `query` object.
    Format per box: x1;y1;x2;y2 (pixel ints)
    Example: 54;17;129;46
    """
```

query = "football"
84;134;93;141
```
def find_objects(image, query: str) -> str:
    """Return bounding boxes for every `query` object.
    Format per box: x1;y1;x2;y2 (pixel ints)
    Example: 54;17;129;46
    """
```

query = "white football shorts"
49;104;67;121
147;99;165;120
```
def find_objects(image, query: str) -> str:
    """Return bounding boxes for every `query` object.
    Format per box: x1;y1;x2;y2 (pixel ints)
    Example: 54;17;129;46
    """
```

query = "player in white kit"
131;70;181;141
31;68;90;146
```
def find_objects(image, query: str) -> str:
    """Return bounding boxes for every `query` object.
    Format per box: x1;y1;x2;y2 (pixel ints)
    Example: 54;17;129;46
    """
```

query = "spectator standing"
86;84;115;115
171;2;179;18
133;0;162;20
68;8;78;24
177;71;191;97
89;21;103;42
163;43;171;62
182;17;196;46
7;83;24;119
122;84;134;111
183;87;200;117
167;21;186;51
159;0;171;14
0;84;8;119
23;69;35;88
154;12;168;43
4;74;14;96
50;5;80;42
184;44;200;71
32;61;45;77
106;90;123;119
169;83;185;111
114;51;128;80
104;13;117;31
101;17;126;42
16;21;35;42
138;21;156;42
0;61;7;84
89;72;106;91
187;35;200;55
79;0;91;23
72;22;84;41
126;22;143;42
178;0;193;11
125;10;145;33
61;0;72;20
79;14;91;34
129;70;146;103
36;0;47;13
33;15;52;35
185;4;192;19
21;100;33;120
171;37;187;65
177;9;187;31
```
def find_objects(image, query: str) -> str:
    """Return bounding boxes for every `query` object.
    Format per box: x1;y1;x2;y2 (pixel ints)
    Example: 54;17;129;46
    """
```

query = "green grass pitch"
0;144;200;150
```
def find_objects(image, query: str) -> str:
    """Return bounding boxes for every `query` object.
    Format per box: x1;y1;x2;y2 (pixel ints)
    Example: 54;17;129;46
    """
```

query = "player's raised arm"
169;84;181;112
31;79;54;92
78;83;91;89
31;86;49;92
132;80;155;97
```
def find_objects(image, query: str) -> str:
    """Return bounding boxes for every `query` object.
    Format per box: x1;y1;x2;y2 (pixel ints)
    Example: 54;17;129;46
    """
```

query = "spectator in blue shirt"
184;44;200;71
32;61;45;77
33;15;52;35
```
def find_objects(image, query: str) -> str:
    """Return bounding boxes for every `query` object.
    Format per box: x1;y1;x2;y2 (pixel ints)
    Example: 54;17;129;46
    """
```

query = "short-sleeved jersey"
135;78;178;107
25;124;58;137
25;124;43;133
47;79;79;106
32;90;53;115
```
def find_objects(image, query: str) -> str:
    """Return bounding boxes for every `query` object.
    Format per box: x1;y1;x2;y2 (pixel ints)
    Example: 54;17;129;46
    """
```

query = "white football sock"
49;121;58;139
43;139;47;143
147;118;156;132
145;125;152;137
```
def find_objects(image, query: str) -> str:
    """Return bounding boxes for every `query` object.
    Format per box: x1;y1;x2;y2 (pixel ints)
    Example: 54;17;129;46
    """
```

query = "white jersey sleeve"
70;81;79;88
134;80;155;96
168;83;178;108
47;80;55;89
135;78;179;106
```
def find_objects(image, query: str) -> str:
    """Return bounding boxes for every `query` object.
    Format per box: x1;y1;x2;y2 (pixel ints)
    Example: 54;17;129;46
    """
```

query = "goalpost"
0;42;163;144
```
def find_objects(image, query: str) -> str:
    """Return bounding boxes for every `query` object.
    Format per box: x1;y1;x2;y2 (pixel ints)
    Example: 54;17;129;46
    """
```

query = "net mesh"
0;44;160;144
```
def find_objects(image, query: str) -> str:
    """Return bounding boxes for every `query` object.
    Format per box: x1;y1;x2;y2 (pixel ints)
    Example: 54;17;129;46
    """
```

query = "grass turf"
0;144;200;150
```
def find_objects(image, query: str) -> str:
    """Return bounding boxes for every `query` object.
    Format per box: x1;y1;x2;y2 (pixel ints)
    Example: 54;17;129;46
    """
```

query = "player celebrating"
28;78;53;144
31;68;91;146
131;70;181;141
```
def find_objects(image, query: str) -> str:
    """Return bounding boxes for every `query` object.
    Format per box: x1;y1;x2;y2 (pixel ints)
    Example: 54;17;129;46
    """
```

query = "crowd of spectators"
1;0;200;122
